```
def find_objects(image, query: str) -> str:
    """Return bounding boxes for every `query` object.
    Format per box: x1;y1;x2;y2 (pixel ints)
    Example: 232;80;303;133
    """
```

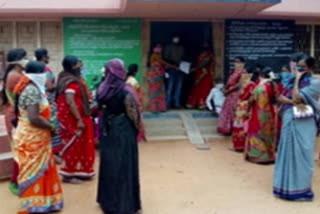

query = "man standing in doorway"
164;35;185;109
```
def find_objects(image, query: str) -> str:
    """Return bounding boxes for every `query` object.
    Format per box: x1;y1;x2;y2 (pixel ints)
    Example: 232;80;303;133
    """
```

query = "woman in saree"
245;67;277;164
273;56;320;201
56;55;95;184
187;42;215;109
35;48;62;154
97;59;141;214
126;64;147;142
13;61;63;214
148;44;175;113
232;68;259;152
2;48;28;195
217;57;245;135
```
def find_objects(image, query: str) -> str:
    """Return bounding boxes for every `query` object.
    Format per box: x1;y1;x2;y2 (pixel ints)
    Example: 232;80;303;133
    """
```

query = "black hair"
300;56;315;69
25;61;45;74
2;48;27;105
290;52;308;63
35;48;48;61
127;64;138;77
261;66;278;104
246;66;260;82
235;56;245;63
261;66;273;79
12;62;45;128
255;64;264;72
214;78;223;84
62;55;79;72
172;33;180;38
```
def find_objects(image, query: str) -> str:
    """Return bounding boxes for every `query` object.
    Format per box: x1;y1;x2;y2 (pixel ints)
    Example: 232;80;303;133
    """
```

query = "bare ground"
1;139;320;214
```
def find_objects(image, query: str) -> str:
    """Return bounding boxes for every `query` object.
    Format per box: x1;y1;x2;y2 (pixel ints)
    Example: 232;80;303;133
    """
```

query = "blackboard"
225;19;295;80
64;18;142;90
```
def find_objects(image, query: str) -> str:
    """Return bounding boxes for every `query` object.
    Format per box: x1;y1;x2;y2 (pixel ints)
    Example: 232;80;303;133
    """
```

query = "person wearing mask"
126;63;147;142
245;67;277;164
232;67;260;152
164;35;185;109
79;60;87;77
97;59;141;214
274;56;320;201
187;42;215;109
217;57;246;135
56;55;95;184
35;48;62;154
280;64;294;89
289;52;308;74
2;48;28;195
13;61;63;214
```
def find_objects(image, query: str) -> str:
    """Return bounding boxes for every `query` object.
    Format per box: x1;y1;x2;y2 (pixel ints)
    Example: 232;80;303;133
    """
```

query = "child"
206;79;225;114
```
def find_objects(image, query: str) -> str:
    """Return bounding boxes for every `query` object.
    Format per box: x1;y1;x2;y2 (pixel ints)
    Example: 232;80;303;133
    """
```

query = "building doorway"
150;21;213;108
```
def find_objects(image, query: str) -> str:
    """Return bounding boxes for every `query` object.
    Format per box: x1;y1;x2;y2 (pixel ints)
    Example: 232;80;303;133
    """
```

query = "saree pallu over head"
273;74;320;201
13;76;63;214
56;71;90;116
187;51;214;108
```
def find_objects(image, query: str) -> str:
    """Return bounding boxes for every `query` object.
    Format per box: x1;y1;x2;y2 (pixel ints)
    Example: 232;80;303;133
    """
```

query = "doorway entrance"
150;21;213;107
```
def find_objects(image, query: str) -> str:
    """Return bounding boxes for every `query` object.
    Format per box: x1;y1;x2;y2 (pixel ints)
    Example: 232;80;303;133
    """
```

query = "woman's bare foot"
62;177;83;184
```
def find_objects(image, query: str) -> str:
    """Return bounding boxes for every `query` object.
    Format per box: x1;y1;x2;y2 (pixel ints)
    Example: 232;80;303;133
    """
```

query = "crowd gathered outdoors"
1;39;320;214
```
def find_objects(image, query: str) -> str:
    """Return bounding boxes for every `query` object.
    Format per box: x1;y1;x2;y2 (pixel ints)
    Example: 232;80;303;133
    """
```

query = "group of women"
2;48;142;214
218;54;320;201
147;42;215;113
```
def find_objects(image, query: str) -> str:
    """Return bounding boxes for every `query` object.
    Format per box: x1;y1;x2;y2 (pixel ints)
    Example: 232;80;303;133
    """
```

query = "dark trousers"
166;68;184;108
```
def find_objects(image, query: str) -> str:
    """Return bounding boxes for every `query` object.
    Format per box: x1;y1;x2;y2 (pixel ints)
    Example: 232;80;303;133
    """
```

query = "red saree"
148;54;167;112
217;69;244;135
187;51;215;108
245;81;276;163
232;81;257;151
56;82;95;178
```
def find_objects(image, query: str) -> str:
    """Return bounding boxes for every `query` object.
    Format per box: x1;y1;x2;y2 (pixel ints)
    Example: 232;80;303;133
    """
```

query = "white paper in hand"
179;61;191;74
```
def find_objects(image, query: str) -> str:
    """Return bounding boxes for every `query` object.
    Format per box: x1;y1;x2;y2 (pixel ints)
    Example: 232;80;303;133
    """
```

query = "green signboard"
63;18;142;90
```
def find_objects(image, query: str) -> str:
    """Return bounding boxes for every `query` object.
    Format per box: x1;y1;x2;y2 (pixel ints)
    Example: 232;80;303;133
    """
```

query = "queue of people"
217;53;320;201
2;46;320;214
1;48;143;214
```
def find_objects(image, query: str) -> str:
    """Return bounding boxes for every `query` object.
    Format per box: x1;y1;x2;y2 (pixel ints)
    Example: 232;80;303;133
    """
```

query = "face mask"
8;59;29;69
25;73;47;95
296;66;305;72
72;67;81;77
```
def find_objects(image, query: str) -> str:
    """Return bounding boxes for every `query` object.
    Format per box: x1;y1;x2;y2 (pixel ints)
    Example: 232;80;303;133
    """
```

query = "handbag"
293;105;314;119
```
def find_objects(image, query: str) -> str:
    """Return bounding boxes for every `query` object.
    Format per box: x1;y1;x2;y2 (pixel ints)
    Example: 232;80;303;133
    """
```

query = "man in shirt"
164;35;185;109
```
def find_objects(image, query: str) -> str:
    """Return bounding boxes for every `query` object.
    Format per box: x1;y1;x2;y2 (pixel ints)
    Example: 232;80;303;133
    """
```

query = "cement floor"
1;139;320;214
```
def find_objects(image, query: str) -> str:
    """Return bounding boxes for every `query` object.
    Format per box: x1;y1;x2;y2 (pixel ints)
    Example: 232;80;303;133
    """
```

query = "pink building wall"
262;0;320;18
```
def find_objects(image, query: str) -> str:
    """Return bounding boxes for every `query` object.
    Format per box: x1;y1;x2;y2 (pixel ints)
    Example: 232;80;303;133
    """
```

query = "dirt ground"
1;139;320;214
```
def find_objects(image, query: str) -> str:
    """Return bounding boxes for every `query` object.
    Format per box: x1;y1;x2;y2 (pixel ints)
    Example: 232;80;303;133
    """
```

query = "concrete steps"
143;110;225;144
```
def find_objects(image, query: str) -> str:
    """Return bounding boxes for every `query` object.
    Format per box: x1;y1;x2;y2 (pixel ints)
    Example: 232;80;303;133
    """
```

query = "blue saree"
273;74;320;200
